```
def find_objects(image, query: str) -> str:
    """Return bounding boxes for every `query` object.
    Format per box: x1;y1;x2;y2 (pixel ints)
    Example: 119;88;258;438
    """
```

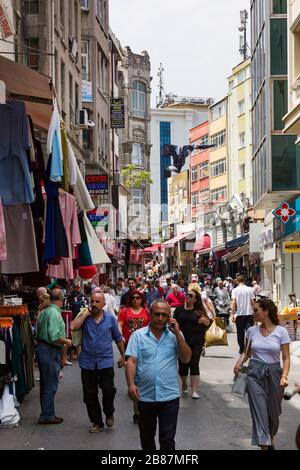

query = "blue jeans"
36;342;61;422
137;398;180;450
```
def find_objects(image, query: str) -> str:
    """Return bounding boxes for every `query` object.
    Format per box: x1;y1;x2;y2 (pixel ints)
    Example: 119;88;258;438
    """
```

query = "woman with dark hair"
173;287;211;398
234;298;290;450
118;290;149;424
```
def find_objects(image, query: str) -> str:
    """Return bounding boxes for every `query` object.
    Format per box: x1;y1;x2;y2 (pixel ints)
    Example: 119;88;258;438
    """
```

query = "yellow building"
283;0;300;143
227;59;252;202
209;97;228;204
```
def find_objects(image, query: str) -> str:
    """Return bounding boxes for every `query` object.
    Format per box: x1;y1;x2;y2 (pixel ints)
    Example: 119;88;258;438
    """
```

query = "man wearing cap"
126;300;191;450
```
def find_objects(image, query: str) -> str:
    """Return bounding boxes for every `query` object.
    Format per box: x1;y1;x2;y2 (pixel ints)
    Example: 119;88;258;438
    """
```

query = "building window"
204;212;212;226
24;38;39;70
199;189;209;202
199;134;209;147
132;143;144;167
61;61;65;111
131;81;146;117
211;159;227;177
239;132;246;148
237;69;246;83
69;73;75;125
272;135;300;191
210;130;226;149
199;161;209;178
273;80;287;131
211;101;225;121
192;192;199;207
271;19;287;75
96;0;103;21
191;166;198;182
272;0;287;14
211;186;227;203
24;0;39;14
80;0;89;10
238;99;245;115
81;40;90;81
160;122;171;221
229;80;234;91
60;0;65;32
239;164;246;180
133;189;144;216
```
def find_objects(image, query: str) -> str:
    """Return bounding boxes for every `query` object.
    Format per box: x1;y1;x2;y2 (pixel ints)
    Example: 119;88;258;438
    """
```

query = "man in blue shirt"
71;292;125;433
143;279;160;309
126;299;191;450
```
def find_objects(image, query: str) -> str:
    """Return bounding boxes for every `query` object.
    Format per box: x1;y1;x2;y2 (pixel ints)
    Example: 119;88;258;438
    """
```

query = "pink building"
189;121;210;221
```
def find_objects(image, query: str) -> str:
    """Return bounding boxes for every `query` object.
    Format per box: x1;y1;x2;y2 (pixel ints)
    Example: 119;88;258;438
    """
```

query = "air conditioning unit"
78;109;88;128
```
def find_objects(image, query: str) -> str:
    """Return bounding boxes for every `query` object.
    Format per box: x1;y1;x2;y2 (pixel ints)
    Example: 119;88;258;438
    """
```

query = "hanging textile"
60;127;70;192
67;140;77;187
83;213;111;265
0;197;7;261
67;145;94;211
0;100;34;205
0;204;39;274
47;101;63;183
46;190;81;280
43;155;69;264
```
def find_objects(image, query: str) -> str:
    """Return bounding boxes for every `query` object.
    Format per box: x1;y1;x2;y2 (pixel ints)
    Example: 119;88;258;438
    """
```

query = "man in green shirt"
36;289;72;424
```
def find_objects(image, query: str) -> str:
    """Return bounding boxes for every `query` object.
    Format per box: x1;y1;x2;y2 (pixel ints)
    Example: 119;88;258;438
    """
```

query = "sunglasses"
186;293;195;298
132;296;141;300
153;312;169;319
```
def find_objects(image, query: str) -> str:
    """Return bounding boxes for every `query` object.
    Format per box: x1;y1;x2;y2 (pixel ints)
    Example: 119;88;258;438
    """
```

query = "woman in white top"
233;298;290;450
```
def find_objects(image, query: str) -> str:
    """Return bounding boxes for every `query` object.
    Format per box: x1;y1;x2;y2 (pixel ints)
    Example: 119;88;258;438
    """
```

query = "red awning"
143;243;161;253
193;234;211;253
162;232;194;248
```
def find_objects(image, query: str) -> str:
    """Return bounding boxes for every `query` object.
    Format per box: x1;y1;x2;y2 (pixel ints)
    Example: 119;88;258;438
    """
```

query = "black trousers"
81;367;116;427
236;315;254;354
178;343;202;376
137;398;180;450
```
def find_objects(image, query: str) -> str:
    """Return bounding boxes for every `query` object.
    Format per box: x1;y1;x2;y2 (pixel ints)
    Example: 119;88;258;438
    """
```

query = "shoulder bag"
231;330;252;397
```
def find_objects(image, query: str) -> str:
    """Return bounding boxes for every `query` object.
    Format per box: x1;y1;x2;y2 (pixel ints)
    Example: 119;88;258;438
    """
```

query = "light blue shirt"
126;325;180;402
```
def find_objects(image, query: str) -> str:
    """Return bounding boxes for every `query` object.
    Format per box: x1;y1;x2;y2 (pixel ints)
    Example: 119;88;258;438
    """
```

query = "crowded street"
0;332;299;451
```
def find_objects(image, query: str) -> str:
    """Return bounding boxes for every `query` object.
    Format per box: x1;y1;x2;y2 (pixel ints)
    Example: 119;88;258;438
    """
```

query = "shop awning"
222;242;249;263
162;232;194;248
225;234;249;250
0;55;53;132
193;234;211;253
143;243;161;253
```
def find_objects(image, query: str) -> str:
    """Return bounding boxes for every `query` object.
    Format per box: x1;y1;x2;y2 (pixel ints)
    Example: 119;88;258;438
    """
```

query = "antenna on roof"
157;63;165;108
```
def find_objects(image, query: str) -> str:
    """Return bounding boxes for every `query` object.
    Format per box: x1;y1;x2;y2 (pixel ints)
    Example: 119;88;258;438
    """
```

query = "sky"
110;0;250;106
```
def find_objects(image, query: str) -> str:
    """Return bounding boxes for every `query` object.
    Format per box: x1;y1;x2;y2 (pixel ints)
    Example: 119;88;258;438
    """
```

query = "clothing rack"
0;305;28;316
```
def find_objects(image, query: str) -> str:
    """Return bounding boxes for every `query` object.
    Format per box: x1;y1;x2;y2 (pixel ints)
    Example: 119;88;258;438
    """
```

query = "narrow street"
1;332;299;451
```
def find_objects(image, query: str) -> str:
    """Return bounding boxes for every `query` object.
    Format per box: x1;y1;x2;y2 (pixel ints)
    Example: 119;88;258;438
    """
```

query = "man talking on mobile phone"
125;299;191;450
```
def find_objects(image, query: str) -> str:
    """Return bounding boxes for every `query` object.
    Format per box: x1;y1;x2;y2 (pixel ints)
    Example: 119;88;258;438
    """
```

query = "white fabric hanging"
83;213;111;265
0;385;20;428
67;139;78;186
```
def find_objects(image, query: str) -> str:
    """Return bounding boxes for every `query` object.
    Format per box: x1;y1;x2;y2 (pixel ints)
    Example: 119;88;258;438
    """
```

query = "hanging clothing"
47;190;81;280
0;204;39;274
67;139;77;186
43;155;69;264
47;101;63;183
60;127;70;192
68;146;94;211
0;197;7;261
0;100;34;205
83;212;111;265
11;317;27;403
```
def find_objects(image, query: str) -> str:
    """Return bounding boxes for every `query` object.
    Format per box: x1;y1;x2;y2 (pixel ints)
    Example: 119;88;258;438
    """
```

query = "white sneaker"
192;392;199;399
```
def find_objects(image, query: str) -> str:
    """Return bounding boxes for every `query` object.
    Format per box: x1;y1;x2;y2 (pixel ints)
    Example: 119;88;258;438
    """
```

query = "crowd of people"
31;271;300;451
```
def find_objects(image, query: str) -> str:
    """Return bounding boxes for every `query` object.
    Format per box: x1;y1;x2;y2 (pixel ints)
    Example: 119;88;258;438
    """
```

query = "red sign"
273;201;296;224
0;1;15;39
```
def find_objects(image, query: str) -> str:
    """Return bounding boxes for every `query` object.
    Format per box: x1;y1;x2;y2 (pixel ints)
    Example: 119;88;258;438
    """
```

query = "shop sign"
0;0;15;39
273;201;296;224
110;98;125;129
85;175;108;195
82;80;93;102
87;208;109;228
283;242;300;253
274;197;300;242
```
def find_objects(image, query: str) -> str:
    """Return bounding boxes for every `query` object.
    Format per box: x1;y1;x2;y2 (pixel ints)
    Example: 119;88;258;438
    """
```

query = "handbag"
231;332;252;397
205;317;228;347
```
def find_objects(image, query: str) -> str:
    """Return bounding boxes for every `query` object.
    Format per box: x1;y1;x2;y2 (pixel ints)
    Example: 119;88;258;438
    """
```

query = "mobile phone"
168;321;175;331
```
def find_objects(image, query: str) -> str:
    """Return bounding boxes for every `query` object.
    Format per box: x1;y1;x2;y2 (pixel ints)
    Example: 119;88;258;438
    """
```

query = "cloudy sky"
110;0;250;106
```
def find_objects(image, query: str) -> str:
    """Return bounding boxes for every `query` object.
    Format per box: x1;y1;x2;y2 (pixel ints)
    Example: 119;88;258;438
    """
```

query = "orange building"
189;121;210;222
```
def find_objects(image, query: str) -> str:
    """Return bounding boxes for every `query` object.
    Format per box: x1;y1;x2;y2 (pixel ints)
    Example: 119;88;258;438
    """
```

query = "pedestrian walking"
118;290;150;424
166;284;185;308
142;279;160;309
233;298;290;450
231;275;255;354
70;292;125;433
174;287;211;398
125;300;191;450
119;278;136;310
36;289;72;424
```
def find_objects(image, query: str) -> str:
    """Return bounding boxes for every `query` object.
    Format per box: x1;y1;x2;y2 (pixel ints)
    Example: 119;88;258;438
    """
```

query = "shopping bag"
205;317;228;347
71;308;88;347
231;367;248;397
